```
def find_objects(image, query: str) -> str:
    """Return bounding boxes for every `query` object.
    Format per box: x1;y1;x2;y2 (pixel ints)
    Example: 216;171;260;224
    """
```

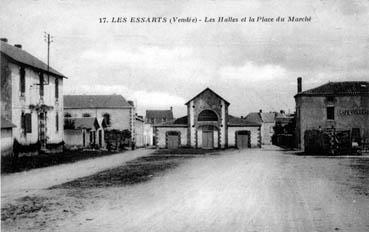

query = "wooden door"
237;133;249;149
202;131;213;149
167;135;179;149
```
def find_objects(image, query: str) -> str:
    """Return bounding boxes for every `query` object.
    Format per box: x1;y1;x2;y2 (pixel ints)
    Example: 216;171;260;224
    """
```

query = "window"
198;110;218;121
64;112;72;118
55;78;59;99
327;107;335;120
56;113;59;132
39;72;44;97
20;67;25;95
102;113;111;127
326;96;335;102
82;113;91;117
21;113;32;134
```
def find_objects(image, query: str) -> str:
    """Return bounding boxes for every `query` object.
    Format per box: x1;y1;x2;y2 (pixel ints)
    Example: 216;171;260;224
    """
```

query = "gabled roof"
244;112;263;124
1;41;65;78
1;116;16;129
64;117;100;130
295;81;369;97
64;95;133;109
228;115;261;126
185;88;230;105
260;112;276;123
145;110;174;121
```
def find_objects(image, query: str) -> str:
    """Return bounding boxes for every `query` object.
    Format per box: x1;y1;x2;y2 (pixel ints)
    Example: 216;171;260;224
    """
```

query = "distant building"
146;108;174;124
64;95;135;148
135;115;145;147
145;108;174;145
245;110;276;145
154;88;261;149
1;39;66;154
294;78;369;150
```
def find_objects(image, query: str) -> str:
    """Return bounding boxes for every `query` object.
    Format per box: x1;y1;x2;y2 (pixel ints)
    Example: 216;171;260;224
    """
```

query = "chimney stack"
0;38;8;42
297;77;302;93
170;106;173;112
259;109;262;113
14;44;22;49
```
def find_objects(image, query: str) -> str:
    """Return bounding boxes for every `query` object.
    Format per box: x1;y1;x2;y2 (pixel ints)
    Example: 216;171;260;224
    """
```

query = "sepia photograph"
1;0;369;231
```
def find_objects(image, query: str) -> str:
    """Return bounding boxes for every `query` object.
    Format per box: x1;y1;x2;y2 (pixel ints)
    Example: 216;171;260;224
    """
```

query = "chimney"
259;109;262;113
170;106;173;112
14;44;22;49
297;77;302;93
0;38;8;42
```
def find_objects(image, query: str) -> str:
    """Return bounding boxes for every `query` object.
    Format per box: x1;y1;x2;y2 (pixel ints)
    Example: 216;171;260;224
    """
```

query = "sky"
1;0;368;117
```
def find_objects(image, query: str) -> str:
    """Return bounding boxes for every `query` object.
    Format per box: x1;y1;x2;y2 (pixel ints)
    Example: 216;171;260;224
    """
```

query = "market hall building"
154;88;261;149
294;79;369;150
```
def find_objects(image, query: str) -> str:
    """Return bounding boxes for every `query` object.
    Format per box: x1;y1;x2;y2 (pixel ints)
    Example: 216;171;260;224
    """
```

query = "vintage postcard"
1;0;368;231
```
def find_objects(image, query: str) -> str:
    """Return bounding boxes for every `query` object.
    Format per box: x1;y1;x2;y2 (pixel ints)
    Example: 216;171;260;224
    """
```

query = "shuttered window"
327;107;335;120
55;78;59;99
39;72;44;97
21;113;32;133
20;67;25;95
56;113;59;132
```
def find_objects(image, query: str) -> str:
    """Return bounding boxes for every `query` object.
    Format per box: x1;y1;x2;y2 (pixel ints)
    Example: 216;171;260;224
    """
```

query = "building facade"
295;79;369;150
155;88;261;149
1;39;65;154
63;95;135;148
245;111;276;145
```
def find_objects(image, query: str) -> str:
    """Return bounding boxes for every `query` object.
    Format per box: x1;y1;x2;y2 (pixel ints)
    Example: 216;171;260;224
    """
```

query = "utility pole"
43;32;54;84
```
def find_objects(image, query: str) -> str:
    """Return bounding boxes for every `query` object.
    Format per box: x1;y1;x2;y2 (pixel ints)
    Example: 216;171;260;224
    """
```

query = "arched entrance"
236;130;251;149
197;110;219;149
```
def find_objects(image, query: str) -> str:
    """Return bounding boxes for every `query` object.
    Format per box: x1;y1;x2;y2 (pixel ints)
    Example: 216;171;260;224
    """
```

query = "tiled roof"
296;81;369;97
64;117;100;130
228;115;261;126
1;41;65;78
260;112;276;123
64;95;132;109
185;88;230;105
244;113;263;124
155;116;188;127
1;116;16;129
146;110;174;121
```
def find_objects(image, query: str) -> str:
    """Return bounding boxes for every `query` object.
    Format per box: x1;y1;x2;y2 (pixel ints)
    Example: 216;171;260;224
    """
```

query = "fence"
304;129;351;155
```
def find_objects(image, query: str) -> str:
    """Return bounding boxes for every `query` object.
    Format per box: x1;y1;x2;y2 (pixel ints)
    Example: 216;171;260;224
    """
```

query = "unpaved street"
1;149;151;204
2;147;369;231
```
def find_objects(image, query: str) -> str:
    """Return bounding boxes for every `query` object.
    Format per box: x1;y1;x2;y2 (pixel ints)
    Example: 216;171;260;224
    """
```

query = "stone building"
63;95;135;148
245;110;276;145
1;39;66;154
154;88;261;149
295;78;369;150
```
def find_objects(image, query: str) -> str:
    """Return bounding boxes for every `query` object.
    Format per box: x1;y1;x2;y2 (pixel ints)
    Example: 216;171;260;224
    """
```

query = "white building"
1;39;66;155
154;88;261;149
63;95;135;148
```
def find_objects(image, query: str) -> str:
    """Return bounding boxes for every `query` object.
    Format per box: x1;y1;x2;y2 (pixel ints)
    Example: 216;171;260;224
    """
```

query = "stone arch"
198;109;218;121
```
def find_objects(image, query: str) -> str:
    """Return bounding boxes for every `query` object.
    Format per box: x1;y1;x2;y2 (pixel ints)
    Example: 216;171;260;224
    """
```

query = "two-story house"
1;39;66;155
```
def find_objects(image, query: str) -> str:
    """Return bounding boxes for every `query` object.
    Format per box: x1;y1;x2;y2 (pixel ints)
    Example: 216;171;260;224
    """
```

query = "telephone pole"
43;32;54;84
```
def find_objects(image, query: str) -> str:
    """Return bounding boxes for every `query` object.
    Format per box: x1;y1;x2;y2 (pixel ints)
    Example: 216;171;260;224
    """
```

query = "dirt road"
1;149;152;204
2;147;369;231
